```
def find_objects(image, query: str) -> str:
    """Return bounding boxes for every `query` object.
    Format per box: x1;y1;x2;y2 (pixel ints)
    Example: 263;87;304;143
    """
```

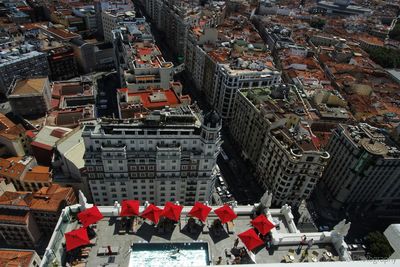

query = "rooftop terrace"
41;196;352;267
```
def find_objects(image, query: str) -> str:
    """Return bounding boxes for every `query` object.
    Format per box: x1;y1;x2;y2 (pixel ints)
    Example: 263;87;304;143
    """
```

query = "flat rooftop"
43;204;347;267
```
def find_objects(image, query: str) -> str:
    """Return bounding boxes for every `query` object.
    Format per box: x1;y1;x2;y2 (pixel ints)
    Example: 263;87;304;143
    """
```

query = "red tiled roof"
30;141;53;151
125;89;181;109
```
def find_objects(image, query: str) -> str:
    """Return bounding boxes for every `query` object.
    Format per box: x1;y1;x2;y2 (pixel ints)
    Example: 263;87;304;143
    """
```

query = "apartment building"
230;85;293;164
230;86;330;206
0;156;52;192
8;77;52;117
0;184;76;248
102;9;136;42
95;0;135;39
142;0;198;59
82;106;222;206
320;123;400;219
0;50;49;96
112;20;173;91
185;15;281;120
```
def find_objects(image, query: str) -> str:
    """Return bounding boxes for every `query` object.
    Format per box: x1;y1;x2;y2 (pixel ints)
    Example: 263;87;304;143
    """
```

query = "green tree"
310;18;326;30
365;231;393;258
389;23;400;41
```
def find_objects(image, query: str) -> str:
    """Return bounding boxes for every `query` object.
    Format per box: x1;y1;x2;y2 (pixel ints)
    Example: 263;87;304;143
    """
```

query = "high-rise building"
319;123;400;219
82;107;222;206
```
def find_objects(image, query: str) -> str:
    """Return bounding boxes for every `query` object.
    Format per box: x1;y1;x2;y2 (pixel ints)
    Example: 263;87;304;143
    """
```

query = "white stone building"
82;107;222;206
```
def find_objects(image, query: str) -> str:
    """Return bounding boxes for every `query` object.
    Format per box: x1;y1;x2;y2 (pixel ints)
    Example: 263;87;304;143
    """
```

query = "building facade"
0;184;76;248
83;107;222;206
320;123;400;219
8;77;52;117
0;50;49;96
230;86;330;206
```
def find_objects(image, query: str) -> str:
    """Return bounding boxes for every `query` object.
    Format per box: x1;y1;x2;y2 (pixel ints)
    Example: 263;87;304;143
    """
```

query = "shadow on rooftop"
135;221;156;242
209;225;229;244
153;220;177;240
180;223;202;240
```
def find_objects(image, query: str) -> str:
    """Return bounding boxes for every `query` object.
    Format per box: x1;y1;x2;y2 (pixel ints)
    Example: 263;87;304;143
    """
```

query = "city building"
185;15;281;119
112;20;174;91
94;0;135;39
52;127;91;201
0;249;41;267
0;156;52;192
47;46;79;81
72;6;97;33
46;80;96;128
31;126;73;166
8;77;52;117
0;184;76;248
316;0;372;16
0;113;30;157
230;86;330;206
82;107;222;206
0;50;49;96
102;9;136;42
40;192;358;267
318;123;400;220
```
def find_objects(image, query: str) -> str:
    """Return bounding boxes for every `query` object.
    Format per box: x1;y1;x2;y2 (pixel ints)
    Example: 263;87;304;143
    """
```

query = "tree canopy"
365;231;393;258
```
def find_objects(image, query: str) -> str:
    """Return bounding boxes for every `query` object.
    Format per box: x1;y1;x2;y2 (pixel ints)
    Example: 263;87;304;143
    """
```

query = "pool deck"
74;214;338;266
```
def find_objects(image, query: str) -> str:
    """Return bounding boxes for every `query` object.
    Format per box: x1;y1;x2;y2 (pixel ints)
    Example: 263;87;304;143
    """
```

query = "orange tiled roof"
0;250;35;267
0;158;27;179
0;184;75;212
23;166;52;183
0;114;26;141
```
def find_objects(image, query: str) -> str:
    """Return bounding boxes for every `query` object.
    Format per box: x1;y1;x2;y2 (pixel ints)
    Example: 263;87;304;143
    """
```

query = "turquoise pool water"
129;242;210;267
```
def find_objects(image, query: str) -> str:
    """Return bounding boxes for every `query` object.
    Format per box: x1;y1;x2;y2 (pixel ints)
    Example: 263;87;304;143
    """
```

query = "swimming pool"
130;242;210;267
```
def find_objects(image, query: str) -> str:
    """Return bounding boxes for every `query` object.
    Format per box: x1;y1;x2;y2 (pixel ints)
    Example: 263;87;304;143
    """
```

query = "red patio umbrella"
251;214;275;235
78;206;104;227
141;204;163;224
188;202;212;222
161;202;183;222
120;200;140;217
238;228;264;251
65;227;90;252
214;205;238;224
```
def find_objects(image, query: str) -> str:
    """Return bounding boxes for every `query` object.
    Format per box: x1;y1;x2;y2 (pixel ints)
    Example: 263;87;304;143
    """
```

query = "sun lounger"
226;221;235;234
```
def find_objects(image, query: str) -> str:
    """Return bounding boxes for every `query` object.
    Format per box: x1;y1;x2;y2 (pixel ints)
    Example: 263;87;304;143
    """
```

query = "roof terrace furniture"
226;221;235;234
